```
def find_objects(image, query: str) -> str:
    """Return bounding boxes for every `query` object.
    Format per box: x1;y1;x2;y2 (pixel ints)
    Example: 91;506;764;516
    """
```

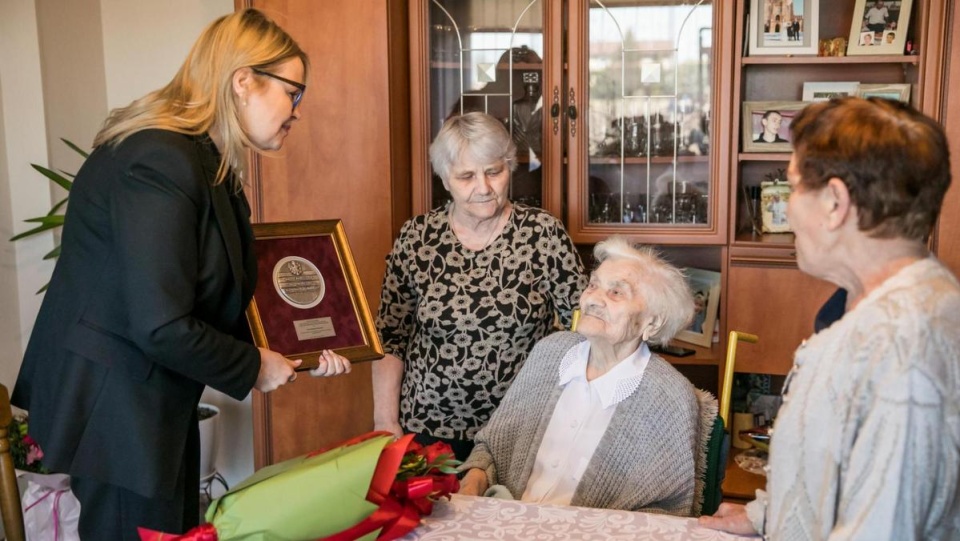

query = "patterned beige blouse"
747;257;960;540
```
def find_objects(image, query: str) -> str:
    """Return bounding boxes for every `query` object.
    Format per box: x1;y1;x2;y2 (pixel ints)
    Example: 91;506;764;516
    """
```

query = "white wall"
0;0;55;393
99;1;233;110
0;0;251;488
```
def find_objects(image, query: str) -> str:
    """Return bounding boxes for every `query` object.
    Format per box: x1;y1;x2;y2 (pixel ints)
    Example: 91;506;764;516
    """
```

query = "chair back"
692;389;725;516
720;331;758;427
0;384;25;541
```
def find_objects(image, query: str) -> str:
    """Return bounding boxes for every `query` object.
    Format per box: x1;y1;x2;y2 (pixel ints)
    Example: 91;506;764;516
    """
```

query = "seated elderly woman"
459;236;711;516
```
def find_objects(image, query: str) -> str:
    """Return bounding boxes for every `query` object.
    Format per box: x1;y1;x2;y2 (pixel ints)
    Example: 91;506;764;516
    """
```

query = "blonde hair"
93;9;308;188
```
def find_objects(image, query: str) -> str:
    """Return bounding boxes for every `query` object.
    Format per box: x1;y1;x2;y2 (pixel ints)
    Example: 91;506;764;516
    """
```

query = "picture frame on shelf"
742;101;809;153
676;268;721;348
760;173;793;234
847;0;912;56
246;219;384;370
856;83;911;103
802;81;860;102
748;0;819;56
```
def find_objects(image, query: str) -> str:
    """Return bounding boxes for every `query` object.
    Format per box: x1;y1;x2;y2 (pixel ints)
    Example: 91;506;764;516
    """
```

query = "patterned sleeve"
832;309;960;539
538;213;587;328
375;219;419;361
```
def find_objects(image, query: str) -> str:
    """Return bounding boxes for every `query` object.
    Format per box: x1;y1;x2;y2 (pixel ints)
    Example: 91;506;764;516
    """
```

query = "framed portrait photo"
742;101;809;153
748;0;819;56
677;268;721;348
246;219;384;370
856;83;911;103
847;0;912;56
802;81;860;102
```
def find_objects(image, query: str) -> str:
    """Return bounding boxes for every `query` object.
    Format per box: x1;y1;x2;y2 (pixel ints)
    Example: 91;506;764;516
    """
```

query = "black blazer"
12;130;260;499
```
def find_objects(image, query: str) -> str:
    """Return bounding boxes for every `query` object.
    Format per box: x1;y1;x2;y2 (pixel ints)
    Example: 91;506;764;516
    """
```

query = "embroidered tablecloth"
401;494;757;540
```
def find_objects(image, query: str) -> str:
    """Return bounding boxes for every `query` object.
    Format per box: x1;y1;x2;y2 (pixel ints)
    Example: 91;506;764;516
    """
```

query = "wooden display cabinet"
565;0;733;246
723;0;950;377
409;1;732;245
409;0;564;217
408;0;733;389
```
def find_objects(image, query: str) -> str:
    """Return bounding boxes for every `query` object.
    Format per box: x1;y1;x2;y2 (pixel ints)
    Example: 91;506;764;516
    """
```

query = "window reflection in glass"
587;1;713;227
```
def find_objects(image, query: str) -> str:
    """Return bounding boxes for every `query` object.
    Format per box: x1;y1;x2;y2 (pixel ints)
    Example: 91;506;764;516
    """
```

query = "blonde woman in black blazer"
12;10;350;540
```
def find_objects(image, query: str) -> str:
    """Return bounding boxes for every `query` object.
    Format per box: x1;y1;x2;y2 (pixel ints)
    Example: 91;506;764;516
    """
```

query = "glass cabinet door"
567;0;719;243
415;0;553;213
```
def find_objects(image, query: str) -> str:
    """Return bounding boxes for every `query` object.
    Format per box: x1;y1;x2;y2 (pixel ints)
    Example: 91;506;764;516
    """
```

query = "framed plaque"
246;219;383;369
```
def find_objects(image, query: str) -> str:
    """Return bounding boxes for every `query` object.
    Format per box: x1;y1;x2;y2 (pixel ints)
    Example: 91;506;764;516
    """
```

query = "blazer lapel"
211;183;245;293
196;136;245;297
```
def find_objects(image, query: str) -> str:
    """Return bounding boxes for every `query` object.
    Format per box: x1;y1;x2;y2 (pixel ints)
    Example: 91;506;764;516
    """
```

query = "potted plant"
198;403;220;482
8;139;86;293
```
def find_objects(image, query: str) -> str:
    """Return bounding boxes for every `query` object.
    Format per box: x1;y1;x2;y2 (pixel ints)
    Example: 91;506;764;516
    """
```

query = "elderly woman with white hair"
459;237;709;516
374;112;587;461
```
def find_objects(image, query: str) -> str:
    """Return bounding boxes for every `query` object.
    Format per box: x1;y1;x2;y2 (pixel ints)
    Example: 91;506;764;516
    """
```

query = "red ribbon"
321;434;459;541
306;431;395;459
137;523;219;541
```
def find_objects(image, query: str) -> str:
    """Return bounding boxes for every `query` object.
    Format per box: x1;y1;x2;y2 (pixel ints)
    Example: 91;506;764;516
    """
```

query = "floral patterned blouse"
376;203;587;441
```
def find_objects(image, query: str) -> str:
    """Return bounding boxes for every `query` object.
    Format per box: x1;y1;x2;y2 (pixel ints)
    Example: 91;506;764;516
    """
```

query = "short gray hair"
593;236;695;345
429;112;517;183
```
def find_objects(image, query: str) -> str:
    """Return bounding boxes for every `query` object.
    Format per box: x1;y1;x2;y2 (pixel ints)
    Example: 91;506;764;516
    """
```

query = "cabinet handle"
568;88;578;138
551;86;561;135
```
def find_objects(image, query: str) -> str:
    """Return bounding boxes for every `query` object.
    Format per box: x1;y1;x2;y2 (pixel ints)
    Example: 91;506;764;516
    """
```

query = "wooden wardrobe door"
725;264;835;375
935;1;960;276
238;0;410;467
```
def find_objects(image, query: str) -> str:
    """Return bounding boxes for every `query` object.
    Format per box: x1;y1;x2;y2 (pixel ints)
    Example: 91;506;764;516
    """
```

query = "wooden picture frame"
847;0;912;56
246;219;383;369
677;268;721;348
742;101;809;153
748;0;819;56
802;81;860;102
856;83;911;103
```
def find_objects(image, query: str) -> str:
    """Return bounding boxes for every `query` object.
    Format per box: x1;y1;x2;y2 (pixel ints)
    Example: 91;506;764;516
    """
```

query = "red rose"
421;442;454;467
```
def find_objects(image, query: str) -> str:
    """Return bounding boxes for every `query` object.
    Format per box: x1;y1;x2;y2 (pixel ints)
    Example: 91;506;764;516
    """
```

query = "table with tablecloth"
400;494;757;540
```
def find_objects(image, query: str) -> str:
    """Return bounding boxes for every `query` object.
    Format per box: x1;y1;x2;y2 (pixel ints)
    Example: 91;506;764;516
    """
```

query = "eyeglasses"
252;68;306;111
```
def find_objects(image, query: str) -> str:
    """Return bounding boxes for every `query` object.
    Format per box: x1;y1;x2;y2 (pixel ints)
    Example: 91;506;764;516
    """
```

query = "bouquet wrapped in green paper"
137;432;459;541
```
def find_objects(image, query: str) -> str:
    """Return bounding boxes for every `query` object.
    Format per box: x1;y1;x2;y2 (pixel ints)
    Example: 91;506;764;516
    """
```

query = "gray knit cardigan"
460;331;701;516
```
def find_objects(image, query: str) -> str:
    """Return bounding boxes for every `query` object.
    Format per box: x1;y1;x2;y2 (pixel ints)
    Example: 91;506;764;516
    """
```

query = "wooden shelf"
730;233;798;266
741;55;919;65
660;341;721;365
722;448;766;502
739;153;791;162
733;231;796;246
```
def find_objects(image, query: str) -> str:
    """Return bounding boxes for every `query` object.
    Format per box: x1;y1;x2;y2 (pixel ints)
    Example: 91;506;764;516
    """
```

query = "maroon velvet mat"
252;235;363;354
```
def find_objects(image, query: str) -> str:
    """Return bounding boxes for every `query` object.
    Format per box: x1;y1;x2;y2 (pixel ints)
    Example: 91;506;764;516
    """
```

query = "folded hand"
698;502;758;535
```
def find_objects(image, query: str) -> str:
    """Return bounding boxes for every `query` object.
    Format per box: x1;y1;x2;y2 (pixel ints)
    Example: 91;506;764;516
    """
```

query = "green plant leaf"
9;221;61;241
24;215;65;226
10;138;84;294
61;138;89;159
30;164;72;192
49;197;68;215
